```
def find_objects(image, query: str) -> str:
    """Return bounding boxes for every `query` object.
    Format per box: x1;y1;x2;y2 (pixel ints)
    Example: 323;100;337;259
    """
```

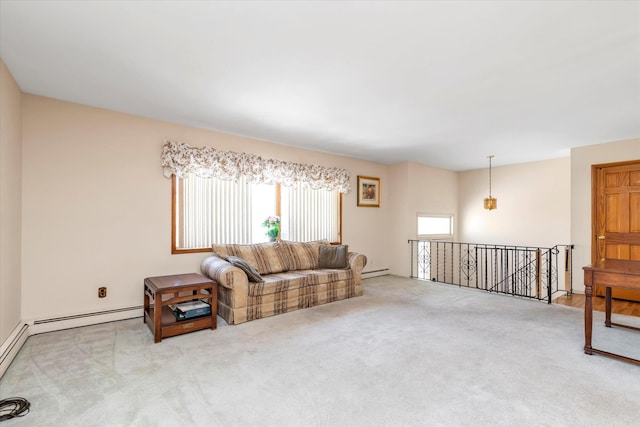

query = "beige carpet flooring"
1;275;639;426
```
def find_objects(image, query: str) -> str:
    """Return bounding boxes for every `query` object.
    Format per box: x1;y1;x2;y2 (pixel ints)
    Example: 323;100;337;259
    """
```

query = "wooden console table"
583;259;640;365
144;273;217;343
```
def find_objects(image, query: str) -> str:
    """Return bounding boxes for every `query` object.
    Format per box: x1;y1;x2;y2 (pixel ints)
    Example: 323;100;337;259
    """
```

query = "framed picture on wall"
357;176;380;207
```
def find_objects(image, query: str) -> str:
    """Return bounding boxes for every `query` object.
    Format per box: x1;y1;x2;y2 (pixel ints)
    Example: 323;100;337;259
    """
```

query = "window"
172;174;341;253
417;213;454;239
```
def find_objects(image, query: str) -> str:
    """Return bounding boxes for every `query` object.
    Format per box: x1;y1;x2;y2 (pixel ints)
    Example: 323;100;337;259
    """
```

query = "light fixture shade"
484;155;497;210
484;197;497;210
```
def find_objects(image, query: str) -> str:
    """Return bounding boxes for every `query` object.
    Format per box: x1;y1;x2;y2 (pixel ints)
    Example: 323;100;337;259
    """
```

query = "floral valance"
161;141;351;193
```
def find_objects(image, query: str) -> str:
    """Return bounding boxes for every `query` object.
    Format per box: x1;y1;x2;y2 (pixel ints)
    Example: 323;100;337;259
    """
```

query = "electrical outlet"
98;287;107;298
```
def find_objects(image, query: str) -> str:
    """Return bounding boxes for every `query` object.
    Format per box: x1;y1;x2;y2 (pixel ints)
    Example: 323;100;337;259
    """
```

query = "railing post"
564;246;572;294
535;249;541;299
547;249;552;304
409;240;414;278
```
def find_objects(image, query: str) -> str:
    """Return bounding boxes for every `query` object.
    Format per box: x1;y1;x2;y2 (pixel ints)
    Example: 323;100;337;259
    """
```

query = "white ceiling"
1;1;639;170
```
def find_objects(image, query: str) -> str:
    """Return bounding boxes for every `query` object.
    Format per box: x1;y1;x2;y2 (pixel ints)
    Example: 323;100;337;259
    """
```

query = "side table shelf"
144;273;217;343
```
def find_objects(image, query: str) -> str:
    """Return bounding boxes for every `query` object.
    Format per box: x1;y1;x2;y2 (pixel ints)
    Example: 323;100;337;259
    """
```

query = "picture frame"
357;176;380;207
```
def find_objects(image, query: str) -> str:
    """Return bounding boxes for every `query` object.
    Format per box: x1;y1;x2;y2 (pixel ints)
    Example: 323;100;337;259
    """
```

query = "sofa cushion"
227;256;264;283
279;240;329;271
298;269;354;284
211;242;289;275
318;245;349;269
249;272;308;296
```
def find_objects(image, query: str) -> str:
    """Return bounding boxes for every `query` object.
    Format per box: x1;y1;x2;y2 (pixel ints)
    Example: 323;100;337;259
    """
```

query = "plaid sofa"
200;241;367;325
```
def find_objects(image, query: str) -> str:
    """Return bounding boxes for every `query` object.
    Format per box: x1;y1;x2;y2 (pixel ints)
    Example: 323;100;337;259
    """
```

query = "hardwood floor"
554;293;640;317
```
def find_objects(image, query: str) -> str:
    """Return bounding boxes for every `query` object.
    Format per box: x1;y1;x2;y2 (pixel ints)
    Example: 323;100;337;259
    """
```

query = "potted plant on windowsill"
262;216;281;242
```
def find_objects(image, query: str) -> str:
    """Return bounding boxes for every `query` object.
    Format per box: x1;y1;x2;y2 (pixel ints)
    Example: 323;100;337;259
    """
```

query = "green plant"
262;215;281;241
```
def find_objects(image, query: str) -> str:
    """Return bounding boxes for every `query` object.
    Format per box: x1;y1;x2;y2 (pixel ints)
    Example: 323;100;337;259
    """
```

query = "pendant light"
484;155;497;210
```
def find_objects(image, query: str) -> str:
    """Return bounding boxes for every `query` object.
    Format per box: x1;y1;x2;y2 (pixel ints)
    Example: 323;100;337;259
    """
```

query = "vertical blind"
176;175;340;249
178;175;253;248
281;182;340;242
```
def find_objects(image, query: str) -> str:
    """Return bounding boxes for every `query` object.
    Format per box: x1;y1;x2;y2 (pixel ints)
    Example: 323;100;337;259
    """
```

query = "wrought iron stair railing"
408;240;574;303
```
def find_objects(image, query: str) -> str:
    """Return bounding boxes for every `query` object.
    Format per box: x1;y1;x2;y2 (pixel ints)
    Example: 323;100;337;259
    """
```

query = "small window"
417;214;453;239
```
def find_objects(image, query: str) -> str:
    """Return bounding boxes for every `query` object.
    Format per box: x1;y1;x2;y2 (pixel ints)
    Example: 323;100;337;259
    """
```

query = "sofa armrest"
347;252;367;282
348;252;367;271
200;255;249;308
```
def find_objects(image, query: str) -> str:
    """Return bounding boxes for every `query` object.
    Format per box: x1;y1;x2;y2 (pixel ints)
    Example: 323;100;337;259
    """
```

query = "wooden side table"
583;259;640;365
144;273;217;343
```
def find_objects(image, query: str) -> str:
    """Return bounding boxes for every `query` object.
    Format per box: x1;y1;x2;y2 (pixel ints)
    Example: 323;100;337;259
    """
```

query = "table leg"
584;281;593;355
210;285;217;330
605;286;612;327
154;293;162;343
143;286;149;324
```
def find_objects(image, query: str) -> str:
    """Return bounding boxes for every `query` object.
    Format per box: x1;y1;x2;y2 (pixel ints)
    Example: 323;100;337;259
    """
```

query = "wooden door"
593;160;640;301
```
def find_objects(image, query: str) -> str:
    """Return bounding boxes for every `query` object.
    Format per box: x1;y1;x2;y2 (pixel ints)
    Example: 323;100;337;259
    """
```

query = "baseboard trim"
0;322;29;379
29;306;143;335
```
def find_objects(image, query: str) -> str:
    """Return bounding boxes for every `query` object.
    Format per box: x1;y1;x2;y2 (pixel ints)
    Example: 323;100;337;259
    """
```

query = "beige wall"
21;94;391;321
0;59;22;342
408;162;458;240
386;162;410;276
571;138;640;293
386;161;458;276
458;157;571;248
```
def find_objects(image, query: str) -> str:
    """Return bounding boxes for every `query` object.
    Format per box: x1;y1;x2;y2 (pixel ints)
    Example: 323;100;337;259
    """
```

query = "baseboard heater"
362;268;390;279
0;323;29;378
30;305;143;335
33;305;143;325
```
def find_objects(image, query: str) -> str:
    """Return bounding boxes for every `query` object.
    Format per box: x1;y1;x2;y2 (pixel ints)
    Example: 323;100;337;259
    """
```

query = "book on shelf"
169;300;211;320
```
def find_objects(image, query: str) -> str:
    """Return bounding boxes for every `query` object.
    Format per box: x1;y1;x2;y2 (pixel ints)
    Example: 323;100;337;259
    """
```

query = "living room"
1;1;639;425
